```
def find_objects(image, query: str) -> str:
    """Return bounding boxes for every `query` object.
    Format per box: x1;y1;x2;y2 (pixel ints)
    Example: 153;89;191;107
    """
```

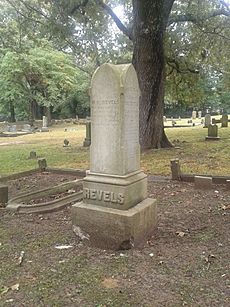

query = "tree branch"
166;57;199;74
70;0;90;15
168;8;230;26
96;0;133;41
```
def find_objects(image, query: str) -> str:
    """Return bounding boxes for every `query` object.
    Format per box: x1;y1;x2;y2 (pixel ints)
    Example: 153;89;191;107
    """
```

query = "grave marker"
72;63;157;249
205;124;220;141
221;114;228;127
204;114;211;128
83;122;91;147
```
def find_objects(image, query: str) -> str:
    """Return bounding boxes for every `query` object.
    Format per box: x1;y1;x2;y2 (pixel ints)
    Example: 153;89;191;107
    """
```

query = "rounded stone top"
90;63;139;94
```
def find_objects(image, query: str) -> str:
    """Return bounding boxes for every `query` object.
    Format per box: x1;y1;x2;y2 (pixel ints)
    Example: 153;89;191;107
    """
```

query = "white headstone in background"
192;111;197;119
42;116;49;132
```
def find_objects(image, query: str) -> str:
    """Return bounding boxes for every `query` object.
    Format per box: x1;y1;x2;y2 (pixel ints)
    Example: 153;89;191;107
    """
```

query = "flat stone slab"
194;176;212;189
7;180;83;214
72;197;157;250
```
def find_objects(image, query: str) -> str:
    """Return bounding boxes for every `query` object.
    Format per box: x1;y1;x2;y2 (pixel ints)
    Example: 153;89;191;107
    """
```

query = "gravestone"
204;114;211;128
0;184;8;207
163;116;167;122
22;124;32;132
29;151;37;159
205;124;220;141
198;111;202;119
83;122;91;147
38;158;47;171
72;63;157;250
5;125;17;132
221;114;228;127
41;116;49;132
170;159;181;180
192;111;197;119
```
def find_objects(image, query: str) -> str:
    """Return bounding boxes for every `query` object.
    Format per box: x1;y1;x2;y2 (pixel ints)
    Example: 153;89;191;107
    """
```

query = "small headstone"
76;115;79;120
194;176;212;189
170;159;181;180
41;116;49;132
0;184;8;207
205;124;220;141
22;124;32;132
221;114;228;127
29;151;37;159
192;111;197;119
83;122;91;147
9;125;17;133
38;158;47;171
204;114;211;128
63;139;70;147
198;111;202;119
163;116;167;122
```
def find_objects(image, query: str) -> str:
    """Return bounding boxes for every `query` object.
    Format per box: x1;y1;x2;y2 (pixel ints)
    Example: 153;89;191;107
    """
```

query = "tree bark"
132;0;173;149
9;102;16;122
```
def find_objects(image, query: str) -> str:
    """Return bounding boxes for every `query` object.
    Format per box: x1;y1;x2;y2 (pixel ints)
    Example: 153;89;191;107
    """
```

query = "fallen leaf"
11;284;19;291
176;231;186;237
54;245;73;250
101;277;119;289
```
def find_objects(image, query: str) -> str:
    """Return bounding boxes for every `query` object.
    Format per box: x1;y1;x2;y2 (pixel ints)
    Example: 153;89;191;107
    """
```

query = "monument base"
41;127;49;132
83;138;91;147
72;198;157;250
205;136;220;141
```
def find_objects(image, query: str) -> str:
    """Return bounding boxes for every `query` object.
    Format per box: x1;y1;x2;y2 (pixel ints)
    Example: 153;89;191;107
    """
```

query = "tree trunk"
132;0;173;149
9;102;16;122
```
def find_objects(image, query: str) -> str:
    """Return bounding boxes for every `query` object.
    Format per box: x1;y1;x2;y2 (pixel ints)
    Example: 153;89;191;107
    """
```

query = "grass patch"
1;123;230;176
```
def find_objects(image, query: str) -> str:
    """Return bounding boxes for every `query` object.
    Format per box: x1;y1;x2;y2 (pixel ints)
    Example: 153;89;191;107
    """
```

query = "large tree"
2;0;230;148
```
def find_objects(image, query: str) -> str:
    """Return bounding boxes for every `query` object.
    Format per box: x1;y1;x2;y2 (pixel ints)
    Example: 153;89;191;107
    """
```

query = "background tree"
1;0;230;148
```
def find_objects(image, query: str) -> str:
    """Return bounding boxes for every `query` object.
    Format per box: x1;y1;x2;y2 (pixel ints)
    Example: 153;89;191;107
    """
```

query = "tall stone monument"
72;63;157;249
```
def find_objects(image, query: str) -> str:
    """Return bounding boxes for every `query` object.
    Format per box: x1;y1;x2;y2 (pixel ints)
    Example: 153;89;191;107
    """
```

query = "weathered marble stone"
38;158;47;171
192;111;197;119
72;63;157;249
205;124;220;141
41;116;49;132
204;114;211;128
221;114;228;127
198;111;202;119
170;159;181;180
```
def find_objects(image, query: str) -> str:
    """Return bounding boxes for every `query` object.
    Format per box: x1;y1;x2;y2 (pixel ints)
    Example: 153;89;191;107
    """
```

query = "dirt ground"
0;173;229;306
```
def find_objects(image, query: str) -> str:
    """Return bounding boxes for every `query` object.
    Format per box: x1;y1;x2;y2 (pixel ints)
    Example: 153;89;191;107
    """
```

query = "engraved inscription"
84;188;124;204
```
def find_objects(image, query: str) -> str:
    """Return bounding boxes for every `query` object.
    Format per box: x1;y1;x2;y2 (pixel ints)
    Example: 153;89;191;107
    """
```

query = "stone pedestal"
72;198;156;250
72;63;157;249
0;185;8;206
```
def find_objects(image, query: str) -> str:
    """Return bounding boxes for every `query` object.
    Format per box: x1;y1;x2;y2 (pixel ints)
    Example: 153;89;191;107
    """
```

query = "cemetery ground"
0;123;230;306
